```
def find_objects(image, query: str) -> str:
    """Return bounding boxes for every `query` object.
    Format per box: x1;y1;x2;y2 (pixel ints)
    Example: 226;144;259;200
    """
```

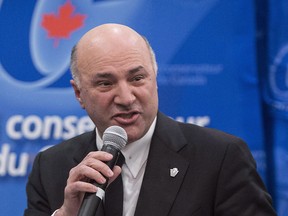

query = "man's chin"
124;127;145;144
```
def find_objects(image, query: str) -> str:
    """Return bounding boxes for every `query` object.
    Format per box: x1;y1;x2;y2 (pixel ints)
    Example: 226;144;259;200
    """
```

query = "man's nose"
114;82;136;106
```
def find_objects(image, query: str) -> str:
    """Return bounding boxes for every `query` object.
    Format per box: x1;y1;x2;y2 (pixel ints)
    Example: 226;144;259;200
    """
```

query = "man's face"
72;35;158;143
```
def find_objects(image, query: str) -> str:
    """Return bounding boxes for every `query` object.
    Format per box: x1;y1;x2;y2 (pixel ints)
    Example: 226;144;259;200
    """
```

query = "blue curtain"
257;0;288;214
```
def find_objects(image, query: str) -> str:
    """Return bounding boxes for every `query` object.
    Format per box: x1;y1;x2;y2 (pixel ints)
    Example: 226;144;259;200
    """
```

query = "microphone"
77;125;127;216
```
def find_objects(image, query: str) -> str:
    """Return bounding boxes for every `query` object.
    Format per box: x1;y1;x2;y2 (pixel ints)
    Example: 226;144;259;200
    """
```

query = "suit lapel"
135;113;189;216
73;129;97;164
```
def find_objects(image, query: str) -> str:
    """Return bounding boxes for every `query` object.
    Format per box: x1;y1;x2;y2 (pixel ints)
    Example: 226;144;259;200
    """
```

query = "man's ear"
70;79;85;109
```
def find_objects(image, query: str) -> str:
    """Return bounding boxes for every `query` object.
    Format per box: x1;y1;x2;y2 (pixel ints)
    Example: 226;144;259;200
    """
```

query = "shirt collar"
96;117;157;178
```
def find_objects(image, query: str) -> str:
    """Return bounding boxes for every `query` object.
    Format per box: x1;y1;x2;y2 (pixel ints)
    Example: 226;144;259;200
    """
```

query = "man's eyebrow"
94;72;113;78
128;66;145;74
93;66;145;79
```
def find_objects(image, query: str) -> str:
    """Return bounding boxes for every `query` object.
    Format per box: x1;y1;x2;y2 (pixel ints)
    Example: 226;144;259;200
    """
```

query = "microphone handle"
77;145;120;216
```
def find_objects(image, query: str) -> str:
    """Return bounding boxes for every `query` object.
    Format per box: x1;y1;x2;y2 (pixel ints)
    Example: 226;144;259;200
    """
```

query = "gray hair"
70;36;158;87
70;44;80;87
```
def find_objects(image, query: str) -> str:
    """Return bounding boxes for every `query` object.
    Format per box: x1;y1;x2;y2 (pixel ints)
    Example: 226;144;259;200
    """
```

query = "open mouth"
113;112;140;124
118;112;136;118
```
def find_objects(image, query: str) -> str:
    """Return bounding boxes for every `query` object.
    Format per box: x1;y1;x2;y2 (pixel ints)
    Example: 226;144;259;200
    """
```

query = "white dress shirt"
96;117;156;216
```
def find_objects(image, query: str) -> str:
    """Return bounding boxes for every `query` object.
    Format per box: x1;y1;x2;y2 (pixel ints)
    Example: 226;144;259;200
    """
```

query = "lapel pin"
170;168;179;177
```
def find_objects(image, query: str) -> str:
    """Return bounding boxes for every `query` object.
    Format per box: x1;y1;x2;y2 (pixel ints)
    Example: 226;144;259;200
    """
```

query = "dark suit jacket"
24;112;276;216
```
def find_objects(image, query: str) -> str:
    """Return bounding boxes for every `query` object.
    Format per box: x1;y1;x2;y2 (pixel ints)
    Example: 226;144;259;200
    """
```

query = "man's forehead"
95;66;145;76
78;38;150;69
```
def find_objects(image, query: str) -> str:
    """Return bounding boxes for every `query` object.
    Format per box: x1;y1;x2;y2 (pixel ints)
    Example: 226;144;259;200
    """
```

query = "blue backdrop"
0;0;286;215
260;0;288;215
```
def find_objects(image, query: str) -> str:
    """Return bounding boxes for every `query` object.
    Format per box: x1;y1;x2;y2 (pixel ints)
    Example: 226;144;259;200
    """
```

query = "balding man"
24;24;277;216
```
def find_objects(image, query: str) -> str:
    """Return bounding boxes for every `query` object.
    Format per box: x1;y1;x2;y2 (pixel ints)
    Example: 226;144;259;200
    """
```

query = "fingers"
68;151;114;184
65;179;97;195
59;151;120;216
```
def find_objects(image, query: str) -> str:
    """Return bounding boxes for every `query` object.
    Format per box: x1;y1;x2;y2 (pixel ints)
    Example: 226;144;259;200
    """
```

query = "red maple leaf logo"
41;0;86;47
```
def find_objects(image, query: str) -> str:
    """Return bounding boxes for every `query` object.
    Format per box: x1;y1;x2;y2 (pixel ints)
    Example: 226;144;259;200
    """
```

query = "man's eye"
133;75;145;81
97;81;112;87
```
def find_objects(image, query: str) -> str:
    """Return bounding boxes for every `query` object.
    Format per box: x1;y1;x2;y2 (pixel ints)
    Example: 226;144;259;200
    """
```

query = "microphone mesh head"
103;126;128;150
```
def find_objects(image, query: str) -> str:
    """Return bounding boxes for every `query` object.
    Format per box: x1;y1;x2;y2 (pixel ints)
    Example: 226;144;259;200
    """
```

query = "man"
24;23;277;216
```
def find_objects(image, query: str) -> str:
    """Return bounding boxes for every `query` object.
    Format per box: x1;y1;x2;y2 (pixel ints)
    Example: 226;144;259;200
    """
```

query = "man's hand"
55;151;122;216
